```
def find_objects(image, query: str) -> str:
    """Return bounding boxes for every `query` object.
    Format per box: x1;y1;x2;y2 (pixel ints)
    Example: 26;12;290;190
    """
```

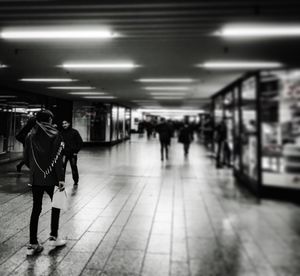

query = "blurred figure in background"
156;118;172;161
145;120;154;140
138;121;144;137
203;116;213;150
178;121;194;157
215;119;229;168
167;119;175;144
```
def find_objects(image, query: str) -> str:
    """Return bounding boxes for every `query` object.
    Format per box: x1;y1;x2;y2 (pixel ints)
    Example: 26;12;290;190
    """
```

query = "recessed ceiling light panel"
60;62;138;70
137;78;194;83
215;25;300;37
20;78;76;82
197;61;282;69
144;86;189;91
68;92;106;95
83;96;116;99
152;96;184;100
0;95;16;98
1;29;117;40
49;86;94;89
149;92;186;96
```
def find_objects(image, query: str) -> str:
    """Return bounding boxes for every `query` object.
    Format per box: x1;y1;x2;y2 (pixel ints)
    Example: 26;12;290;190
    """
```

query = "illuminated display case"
260;70;300;190
125;108;131;139
74;102;131;144
212;70;300;198
111;105;119;142
241;77;258;182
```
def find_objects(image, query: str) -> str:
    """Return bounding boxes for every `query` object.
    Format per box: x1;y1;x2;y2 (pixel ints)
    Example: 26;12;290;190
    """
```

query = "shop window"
260;70;300;188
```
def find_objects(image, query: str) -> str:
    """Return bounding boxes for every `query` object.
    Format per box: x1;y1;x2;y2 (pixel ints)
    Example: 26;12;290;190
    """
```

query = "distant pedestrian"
215;119;230;168
61;120;83;187
178;122;193;157
156;118;172;161
145;121;154;139
24;110;66;256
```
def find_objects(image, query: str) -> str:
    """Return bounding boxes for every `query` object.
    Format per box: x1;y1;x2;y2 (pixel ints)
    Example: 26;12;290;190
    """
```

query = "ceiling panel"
0;0;300;108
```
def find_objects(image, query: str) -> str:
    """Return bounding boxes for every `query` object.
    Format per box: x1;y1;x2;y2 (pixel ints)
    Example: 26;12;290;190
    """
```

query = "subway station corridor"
0;135;300;276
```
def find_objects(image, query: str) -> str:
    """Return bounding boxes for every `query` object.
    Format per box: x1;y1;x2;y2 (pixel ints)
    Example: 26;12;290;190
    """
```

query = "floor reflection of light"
222;215;236;234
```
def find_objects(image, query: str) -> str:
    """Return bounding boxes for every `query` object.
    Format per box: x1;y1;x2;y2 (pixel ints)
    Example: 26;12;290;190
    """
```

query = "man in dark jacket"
24;110;66;256
178;122;193;157
156;118;172;161
61;120;83;186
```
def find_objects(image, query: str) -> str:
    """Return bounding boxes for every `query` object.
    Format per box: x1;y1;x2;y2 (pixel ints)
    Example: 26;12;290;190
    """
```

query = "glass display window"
233;87;241;170
73;102;112;142
224;91;234;166
213;95;224;154
0;105;42;154
241;77;258;181
214;95;224;121
111;105;119;141
90;103;110;142
125;108;131;138
118;107;125;140
73;102;92;142
260;70;300;188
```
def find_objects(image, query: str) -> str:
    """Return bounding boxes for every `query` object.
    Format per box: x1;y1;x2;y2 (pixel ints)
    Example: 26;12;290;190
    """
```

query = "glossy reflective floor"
0;135;300;276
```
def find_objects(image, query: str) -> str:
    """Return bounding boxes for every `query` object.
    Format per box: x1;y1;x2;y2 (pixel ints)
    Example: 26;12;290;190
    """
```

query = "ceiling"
0;0;300;109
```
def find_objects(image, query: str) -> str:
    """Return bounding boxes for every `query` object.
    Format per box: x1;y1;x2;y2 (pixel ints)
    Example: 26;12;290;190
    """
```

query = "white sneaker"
49;236;67;247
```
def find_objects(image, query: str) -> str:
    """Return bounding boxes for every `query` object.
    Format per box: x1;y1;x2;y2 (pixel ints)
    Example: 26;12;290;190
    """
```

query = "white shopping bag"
52;187;68;210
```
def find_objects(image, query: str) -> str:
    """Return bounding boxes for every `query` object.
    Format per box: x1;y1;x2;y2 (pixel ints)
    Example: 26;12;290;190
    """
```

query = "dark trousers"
160;142;169;160
63;155;79;184
216;140;231;167
183;143;190;156
30;185;60;244
17;159;25;169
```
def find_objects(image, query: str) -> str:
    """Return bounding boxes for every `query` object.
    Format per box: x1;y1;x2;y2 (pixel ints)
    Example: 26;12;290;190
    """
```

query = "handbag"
52;187;68;210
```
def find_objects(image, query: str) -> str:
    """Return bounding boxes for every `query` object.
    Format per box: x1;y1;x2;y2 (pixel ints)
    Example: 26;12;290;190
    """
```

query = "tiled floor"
0;135;300;276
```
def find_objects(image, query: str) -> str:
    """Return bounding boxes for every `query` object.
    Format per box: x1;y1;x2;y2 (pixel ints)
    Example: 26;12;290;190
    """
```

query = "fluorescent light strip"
132;99;155;103
83;96;116;99
197;61;282;69
69;92;106;95
153;96;184;100
1;30;116;39
137;78;193;83
0;95;16;98
135;101;157;105
149;92;186;96
20;78;76;82
132;100;156;102
49;86;94;89
144;87;189;91
60;63;138;69
216;26;300;37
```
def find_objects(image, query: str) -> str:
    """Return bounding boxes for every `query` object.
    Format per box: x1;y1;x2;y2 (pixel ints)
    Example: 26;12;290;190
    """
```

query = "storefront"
198;112;212;147
211;69;300;198
0;90;73;163
73;101;131;145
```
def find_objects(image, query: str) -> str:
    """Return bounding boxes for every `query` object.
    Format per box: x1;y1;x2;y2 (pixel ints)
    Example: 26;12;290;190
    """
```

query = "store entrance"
0;106;38;156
